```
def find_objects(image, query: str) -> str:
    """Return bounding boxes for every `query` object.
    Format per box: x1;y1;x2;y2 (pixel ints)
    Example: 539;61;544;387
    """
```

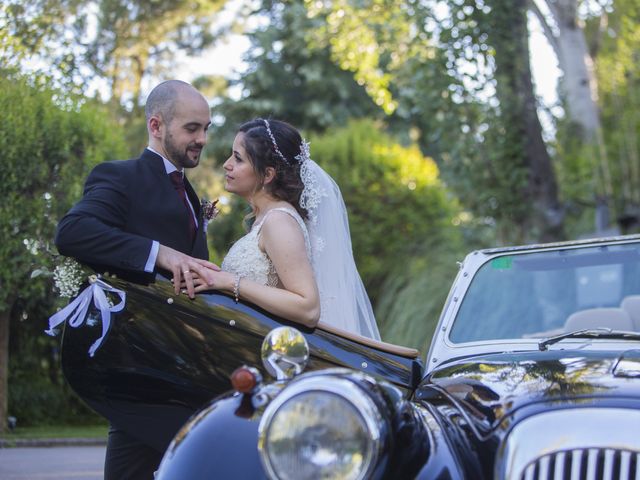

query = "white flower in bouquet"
53;258;84;298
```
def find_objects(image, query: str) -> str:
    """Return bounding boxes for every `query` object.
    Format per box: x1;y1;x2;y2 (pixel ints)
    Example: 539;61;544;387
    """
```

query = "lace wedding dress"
221;207;311;288
222;157;381;341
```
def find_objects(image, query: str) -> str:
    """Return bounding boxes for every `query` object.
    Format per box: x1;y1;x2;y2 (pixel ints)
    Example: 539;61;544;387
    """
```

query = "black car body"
61;235;640;479
60;272;421;455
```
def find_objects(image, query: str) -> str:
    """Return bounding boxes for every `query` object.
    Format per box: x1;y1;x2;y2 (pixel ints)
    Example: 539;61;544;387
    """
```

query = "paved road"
0;446;105;480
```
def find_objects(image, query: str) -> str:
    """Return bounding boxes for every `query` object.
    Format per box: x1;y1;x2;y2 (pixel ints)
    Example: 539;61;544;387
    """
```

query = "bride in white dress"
190;118;380;340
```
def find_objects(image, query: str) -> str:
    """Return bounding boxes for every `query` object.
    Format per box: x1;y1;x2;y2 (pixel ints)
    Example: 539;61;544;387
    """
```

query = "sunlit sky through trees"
76;1;562;135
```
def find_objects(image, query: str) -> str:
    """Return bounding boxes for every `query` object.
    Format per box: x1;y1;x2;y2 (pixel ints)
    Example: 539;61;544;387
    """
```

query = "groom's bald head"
145;79;211;169
145;80;203;125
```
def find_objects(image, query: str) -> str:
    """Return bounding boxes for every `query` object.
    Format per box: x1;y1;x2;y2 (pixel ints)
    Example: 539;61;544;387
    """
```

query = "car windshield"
449;242;640;343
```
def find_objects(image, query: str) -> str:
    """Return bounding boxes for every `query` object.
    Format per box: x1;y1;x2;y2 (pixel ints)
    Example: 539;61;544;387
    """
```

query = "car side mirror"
261;327;309;380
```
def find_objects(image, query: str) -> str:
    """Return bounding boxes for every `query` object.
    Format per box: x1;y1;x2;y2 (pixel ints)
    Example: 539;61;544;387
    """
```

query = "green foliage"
548;0;640;236
299;0;565;243
2;0;228;110
207;0;382;162
85;0;227;107
307;119;471;350
0;73;127;425
304;0;410;114
0;74;127;310
1;424;108;439
590;0;640;227
307;120;461;319
0;1;85;93
9;301;102;425
376;236;463;351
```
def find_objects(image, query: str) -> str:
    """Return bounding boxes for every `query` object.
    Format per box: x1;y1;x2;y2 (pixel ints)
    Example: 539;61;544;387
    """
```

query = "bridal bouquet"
53;257;85;298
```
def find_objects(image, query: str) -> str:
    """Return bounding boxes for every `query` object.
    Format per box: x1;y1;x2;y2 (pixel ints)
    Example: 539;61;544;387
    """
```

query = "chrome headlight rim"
258;375;385;480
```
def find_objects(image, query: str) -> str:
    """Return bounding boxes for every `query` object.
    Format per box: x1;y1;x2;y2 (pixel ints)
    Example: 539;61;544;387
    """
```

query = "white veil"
299;148;381;340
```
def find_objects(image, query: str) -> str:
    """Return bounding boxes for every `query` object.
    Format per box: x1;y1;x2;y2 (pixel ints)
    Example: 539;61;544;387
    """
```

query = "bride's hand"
157;244;220;298
176;271;206;289
177;270;234;295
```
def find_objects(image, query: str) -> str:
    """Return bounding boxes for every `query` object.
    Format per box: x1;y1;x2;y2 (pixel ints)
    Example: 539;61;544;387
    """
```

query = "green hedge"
2;73;127;425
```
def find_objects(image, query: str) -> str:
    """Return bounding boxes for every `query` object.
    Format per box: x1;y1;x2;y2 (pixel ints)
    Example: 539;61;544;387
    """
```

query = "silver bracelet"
233;274;242;303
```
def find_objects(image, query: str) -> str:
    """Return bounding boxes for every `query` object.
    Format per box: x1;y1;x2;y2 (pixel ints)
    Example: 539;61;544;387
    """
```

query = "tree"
0;0;86;93
205;0;383;164
303;0;565;242
530;0;605;138
481;0;564;242
84;0;227;111
588;0;640;227
0;74;127;431
1;0;229;134
307;120;460;312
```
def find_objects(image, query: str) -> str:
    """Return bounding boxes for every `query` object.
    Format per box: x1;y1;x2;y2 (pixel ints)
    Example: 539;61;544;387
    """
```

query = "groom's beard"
164;136;203;169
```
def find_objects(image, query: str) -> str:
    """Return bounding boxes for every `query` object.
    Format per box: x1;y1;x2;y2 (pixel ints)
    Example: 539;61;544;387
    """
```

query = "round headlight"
258;376;384;480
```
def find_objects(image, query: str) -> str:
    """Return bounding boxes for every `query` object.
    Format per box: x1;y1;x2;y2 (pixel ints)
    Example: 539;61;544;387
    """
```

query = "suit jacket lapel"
141;148;169;180
141;149;209;259
184;175;209;259
184;178;200;219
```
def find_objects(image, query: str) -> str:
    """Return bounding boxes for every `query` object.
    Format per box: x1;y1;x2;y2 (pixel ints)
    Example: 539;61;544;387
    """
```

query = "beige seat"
620;295;640;331
564;307;634;332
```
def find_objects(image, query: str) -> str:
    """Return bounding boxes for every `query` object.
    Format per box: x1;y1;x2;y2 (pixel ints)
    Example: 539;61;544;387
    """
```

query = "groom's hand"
156;244;220;298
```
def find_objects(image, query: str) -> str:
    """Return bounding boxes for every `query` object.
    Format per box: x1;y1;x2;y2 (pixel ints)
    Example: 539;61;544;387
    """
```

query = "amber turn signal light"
231;366;261;393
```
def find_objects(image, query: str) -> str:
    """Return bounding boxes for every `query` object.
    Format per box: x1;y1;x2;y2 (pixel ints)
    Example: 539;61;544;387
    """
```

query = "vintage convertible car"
59;262;421;458
61;234;640;479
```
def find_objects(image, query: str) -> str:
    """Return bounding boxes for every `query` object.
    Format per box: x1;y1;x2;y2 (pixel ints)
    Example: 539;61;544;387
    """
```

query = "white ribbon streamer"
45;278;126;357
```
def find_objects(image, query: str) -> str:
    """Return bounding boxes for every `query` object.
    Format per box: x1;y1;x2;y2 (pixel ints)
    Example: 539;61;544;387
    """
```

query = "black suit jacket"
56;149;209;279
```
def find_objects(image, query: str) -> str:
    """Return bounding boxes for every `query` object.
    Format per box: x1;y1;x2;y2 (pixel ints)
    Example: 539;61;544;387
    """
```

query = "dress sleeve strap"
257;207;311;254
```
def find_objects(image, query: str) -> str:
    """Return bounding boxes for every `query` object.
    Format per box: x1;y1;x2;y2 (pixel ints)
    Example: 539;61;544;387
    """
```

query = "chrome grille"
520;448;639;480
496;408;640;480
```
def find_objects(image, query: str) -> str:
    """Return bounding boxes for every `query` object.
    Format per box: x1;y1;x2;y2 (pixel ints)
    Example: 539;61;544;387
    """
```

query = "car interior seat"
564;307;634;332
620;295;640;331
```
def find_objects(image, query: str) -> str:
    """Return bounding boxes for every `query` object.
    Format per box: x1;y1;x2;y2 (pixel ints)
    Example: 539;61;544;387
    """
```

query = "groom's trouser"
104;424;163;480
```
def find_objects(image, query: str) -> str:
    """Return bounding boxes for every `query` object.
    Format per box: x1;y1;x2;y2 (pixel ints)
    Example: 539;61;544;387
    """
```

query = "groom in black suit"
56;79;217;297
55;80;218;479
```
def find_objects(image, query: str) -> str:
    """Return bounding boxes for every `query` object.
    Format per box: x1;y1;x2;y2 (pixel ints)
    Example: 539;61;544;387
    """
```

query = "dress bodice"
221;207;310;287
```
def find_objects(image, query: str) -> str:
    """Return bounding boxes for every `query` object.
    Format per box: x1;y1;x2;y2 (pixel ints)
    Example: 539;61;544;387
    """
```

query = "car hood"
421;349;640;432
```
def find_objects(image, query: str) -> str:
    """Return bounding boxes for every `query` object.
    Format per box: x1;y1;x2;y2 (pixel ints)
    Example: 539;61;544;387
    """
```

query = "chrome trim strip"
620;451;630;479
570;450;582;480
481;234;640;255
553;451;565;480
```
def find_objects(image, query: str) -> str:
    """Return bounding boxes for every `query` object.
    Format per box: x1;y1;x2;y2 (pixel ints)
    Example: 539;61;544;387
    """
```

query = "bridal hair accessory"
262;119;289;165
259;119;326;223
295;139;311;164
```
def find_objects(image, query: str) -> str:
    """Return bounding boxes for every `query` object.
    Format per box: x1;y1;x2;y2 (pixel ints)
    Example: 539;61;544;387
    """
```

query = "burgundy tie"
169;171;197;242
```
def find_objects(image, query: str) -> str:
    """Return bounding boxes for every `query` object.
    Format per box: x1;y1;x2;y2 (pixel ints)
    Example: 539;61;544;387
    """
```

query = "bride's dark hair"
238;118;308;220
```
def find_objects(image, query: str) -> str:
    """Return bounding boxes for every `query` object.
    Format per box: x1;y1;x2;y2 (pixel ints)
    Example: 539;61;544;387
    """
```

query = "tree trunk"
531;0;602;139
521;30;565;242
0;298;13;434
489;0;565;242
531;0;614;218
